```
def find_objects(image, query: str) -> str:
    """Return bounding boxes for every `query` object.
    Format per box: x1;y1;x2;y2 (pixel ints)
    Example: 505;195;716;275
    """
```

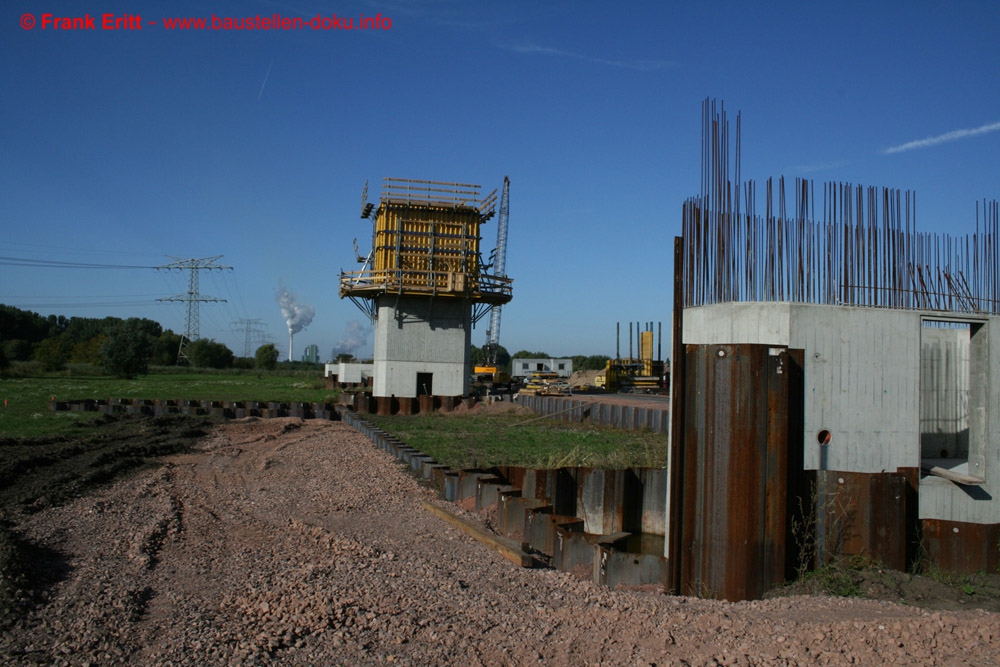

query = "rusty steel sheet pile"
675;344;804;602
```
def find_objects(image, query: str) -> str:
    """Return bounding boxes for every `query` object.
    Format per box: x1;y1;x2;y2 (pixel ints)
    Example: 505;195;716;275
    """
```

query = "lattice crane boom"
485;176;510;366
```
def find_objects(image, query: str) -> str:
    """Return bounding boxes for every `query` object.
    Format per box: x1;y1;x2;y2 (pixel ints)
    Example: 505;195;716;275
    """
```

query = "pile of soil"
1;416;997;665
568;369;602;388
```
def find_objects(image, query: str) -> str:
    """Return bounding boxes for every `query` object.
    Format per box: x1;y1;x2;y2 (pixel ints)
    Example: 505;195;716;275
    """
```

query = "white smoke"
331;320;369;359
276;286;315;335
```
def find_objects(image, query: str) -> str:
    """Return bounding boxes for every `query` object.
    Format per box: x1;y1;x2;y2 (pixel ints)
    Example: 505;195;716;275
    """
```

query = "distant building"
324;361;374;388
301;344;320;363
511;358;573;379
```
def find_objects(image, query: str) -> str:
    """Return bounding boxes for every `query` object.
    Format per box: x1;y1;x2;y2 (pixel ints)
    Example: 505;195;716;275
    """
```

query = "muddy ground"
1;414;998;665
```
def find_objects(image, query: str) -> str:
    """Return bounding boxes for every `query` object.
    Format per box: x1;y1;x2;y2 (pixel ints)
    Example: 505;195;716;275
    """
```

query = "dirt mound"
569;369;602;387
1;417;997;665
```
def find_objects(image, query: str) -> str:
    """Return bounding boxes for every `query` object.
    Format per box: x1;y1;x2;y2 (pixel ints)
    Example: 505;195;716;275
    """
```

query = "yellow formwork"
372;202;481;290
639;330;655;375
341;178;512;305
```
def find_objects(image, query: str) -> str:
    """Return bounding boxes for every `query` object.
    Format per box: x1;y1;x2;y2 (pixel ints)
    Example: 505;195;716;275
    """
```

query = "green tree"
3;339;33;362
150;330;184;366
101;319;153;378
469;345;485;366
71;336;105;365
232;356;254;370
570;354;610;371
254;343;279;370
187;339;234;369
34;335;73;371
511;350;550;359
0;346;9;374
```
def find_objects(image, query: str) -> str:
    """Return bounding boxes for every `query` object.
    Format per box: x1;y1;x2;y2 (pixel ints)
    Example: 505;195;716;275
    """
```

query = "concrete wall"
683;302;1000;524
372;295;471;398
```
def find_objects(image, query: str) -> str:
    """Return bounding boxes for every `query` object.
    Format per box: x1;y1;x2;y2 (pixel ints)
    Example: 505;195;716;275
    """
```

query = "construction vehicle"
473;364;512;389
601;322;669;393
518;370;569;396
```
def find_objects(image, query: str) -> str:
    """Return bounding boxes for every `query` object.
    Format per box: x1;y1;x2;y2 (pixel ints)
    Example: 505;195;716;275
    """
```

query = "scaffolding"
340;178;512;321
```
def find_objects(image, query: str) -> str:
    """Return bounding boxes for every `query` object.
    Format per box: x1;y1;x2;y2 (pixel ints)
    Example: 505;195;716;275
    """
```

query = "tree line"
0;304;282;377
1;304;611;378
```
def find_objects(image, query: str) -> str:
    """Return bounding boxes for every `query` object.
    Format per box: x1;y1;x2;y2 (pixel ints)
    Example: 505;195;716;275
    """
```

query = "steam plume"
331;320;369;359
277;286;314;361
276;286;315;335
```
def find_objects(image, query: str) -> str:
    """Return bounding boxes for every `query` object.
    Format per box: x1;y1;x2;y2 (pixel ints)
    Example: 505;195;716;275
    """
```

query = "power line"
5;300;172;310
0;256;157;269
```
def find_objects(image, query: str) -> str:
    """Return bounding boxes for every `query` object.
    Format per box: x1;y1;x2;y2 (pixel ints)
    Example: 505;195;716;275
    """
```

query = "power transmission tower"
232;318;267;358
157;256;232;363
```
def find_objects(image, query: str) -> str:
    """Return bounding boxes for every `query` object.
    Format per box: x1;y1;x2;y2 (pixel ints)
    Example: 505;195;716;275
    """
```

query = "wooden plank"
421;501;533;567
927;466;986;486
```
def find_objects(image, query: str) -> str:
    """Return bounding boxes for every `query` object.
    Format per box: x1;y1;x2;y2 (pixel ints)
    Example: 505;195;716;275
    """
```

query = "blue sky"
2;1;998;359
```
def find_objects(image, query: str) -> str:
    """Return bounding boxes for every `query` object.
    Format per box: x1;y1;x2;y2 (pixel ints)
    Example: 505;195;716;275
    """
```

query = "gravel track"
2;418;997;665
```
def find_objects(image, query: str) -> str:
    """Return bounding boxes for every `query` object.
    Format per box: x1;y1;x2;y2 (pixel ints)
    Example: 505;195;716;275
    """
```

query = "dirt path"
2;418;997;665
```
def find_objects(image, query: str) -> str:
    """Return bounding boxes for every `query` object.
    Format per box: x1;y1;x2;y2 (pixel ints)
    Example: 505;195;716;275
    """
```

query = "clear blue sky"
2;1;998;360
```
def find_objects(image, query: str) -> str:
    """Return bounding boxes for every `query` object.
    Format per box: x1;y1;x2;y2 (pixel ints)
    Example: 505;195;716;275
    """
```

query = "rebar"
682;100;1000;315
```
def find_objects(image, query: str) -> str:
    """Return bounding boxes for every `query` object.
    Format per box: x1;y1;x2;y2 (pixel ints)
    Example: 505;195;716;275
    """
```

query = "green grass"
366;411;668;470
0;365;340;438
1;364;667;470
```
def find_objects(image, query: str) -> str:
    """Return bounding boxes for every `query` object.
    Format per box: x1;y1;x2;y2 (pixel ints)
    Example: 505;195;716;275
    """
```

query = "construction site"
38;101;1000;604
327;98;1000;601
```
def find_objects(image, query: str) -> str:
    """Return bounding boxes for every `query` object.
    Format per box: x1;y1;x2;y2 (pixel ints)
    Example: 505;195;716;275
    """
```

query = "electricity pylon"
157;256;232;363
232;318;267;358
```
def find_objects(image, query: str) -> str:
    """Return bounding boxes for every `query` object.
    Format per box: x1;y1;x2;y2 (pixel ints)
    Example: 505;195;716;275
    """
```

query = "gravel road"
2;418;997;665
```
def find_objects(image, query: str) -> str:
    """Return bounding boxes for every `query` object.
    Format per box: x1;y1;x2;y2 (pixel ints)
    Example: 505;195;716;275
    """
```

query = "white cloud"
883;120;1000;155
505;42;675;72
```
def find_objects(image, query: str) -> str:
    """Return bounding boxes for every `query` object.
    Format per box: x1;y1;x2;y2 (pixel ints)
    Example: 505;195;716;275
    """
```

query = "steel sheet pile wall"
676;344;804;601
338;408;670;587
682;99;1000;315
811;470;910;571
514;395;669;434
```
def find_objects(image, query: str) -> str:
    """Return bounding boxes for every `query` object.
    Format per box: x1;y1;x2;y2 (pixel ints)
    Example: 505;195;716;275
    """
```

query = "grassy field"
1;366;667;469
365;409;668;470
0;365;338;439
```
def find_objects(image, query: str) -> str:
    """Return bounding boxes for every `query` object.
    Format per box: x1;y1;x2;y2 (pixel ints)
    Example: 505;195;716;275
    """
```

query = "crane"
484;176;510;367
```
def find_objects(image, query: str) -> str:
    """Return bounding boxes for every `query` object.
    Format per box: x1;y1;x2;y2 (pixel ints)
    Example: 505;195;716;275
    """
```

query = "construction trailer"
339;178;512;407
511;358;573;379
667;99;1000;601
